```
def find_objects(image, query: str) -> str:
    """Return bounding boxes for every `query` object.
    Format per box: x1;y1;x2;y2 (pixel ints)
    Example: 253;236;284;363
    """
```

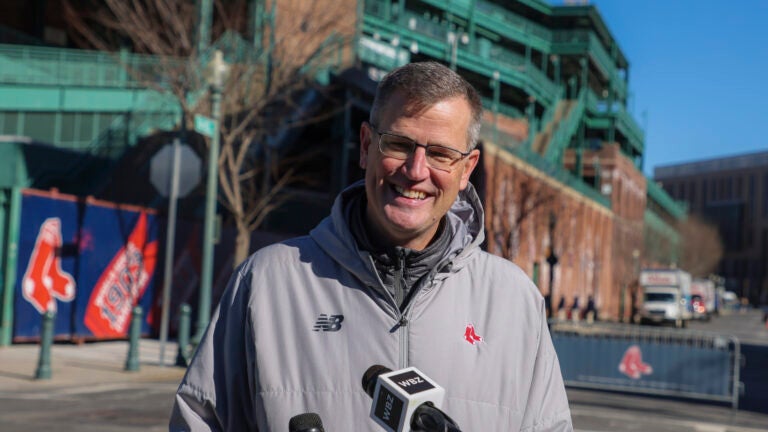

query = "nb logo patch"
313;314;344;332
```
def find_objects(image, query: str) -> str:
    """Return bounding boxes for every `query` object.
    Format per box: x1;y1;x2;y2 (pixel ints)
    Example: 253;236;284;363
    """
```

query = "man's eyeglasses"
369;125;471;172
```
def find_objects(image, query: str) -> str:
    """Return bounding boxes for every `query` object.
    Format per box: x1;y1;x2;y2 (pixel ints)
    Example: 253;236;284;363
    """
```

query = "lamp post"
195;50;230;344
546;213;559;318
631;248;640;322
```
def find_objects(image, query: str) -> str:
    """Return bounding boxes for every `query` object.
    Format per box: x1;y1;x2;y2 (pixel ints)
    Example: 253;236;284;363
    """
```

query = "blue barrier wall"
554;335;731;396
12;190;157;340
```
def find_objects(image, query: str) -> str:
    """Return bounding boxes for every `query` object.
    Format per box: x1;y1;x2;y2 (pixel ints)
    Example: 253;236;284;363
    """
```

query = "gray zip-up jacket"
170;181;572;431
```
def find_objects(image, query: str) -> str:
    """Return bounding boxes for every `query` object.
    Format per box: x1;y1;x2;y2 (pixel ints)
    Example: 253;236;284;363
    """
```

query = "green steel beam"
0;43;186;89
250;0;265;47
551;4;629;69
418;0;551;53
197;0;213;54
363;15;557;105
0;192;5;331
0;85;178;113
518;0;553;15
0;187;21;346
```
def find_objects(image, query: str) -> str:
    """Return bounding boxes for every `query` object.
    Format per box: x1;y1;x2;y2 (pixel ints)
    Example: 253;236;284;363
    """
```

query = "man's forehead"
379;93;470;122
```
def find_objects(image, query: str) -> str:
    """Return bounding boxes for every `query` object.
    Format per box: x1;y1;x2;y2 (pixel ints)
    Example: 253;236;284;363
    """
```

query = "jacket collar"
309;180;485;307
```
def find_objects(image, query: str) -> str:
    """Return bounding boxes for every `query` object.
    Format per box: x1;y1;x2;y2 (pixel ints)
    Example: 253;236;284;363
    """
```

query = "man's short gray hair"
369;61;483;150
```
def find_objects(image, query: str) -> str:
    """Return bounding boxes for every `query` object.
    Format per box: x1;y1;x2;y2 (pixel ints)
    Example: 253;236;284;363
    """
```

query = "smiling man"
360;86;479;251
171;62;572;431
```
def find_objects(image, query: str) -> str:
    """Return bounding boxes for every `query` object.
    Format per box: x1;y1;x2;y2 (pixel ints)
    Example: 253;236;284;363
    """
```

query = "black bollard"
175;303;191;367
35;310;55;380
125;306;142;371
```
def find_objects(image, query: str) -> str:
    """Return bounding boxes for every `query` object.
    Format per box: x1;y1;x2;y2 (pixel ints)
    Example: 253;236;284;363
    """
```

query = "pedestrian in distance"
170;61;572;431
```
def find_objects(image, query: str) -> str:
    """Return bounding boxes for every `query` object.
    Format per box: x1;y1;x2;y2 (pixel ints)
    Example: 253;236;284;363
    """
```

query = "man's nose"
402;146;430;179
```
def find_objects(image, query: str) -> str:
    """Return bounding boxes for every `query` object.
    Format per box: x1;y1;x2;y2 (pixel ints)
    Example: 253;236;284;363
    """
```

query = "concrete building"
655;151;768;304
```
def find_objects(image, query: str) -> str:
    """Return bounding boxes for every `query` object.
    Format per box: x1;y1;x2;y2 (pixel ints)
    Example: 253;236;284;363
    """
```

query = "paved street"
688;307;768;345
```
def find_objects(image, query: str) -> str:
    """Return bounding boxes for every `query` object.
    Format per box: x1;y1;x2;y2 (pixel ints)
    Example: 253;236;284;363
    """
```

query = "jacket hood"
310;180;485;296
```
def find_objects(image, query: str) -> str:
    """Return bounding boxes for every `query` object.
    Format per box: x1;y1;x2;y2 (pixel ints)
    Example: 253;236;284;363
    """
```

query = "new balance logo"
313;314;344;332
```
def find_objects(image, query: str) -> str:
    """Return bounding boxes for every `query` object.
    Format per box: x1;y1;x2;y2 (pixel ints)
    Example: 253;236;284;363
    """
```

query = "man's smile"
393;185;427;200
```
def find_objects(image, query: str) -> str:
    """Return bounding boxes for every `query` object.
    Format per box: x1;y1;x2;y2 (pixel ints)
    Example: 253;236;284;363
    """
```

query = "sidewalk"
0;339;187;432
0;338;186;394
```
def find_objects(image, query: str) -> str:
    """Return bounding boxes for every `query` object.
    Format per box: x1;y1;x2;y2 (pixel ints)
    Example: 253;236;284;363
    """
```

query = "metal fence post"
35;310;55;380
125;306;142;371
175;303;191;367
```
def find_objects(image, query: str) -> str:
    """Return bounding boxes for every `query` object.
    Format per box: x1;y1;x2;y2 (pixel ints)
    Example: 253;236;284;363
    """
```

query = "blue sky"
580;0;768;176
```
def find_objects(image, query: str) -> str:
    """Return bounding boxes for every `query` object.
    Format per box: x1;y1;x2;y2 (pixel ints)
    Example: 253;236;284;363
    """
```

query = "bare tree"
485;151;555;260
65;0;356;265
678;214;723;277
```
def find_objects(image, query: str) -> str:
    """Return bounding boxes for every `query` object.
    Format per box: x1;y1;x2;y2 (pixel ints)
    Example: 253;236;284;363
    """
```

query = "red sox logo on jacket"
21;218;76;314
464;323;483;345
84;212;158;338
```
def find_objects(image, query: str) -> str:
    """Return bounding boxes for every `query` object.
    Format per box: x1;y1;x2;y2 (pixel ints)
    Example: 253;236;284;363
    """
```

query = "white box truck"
639;269;692;328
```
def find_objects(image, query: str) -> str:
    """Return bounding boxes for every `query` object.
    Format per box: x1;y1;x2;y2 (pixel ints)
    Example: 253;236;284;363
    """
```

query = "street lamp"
546;212;559;318
194;50;230;344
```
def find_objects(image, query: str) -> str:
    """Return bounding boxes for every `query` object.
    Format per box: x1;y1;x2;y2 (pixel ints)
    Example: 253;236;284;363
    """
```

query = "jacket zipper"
394;250;409;369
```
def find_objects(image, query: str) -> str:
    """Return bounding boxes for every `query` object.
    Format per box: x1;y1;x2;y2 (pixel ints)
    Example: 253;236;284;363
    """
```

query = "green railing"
613;103;644;152
474;0;552;48
552;30;627;100
485;116;609;208
512;144;610;208
585;88;644;152
418;0;552;51
530;87;562;151
418;0;474;18
544;87;586;161
363;4;558;103
358;36;411;69
0;43;185;89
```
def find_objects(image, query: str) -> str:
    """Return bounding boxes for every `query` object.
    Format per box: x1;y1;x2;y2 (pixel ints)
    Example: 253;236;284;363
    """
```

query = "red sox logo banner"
618;345;653;379
21;218;76;313
84;212;158;337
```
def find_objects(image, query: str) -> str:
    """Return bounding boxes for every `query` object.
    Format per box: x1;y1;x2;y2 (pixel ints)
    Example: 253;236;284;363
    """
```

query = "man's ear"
360;122;372;169
459;149;480;190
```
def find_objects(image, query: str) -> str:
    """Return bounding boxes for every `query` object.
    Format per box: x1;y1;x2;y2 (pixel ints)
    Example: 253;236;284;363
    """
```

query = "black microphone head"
362;364;392;397
288;412;325;432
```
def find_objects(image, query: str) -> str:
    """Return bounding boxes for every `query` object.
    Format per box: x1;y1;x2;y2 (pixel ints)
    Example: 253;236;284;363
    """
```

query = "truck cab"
639;269;692;328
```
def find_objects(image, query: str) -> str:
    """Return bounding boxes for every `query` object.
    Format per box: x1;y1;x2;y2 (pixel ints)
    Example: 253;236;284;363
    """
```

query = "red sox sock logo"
464;323;483;345
618;345;653;379
22;218;76;313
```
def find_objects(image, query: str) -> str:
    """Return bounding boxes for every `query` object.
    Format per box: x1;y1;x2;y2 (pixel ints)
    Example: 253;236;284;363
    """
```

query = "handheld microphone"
362;365;461;432
288;412;325;432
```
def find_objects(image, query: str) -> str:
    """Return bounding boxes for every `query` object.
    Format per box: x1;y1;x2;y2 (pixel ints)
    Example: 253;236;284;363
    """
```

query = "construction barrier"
551;320;741;409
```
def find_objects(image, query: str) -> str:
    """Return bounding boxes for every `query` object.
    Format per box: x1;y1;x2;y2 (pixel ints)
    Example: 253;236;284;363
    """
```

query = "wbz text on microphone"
369;367;445;432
